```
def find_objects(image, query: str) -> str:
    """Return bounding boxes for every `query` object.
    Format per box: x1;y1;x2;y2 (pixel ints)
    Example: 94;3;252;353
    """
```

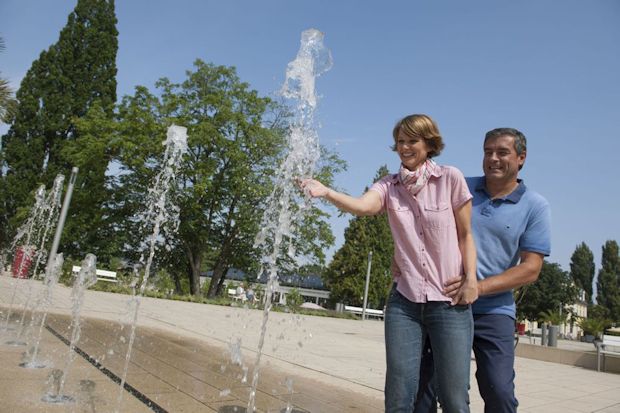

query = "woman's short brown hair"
391;114;444;158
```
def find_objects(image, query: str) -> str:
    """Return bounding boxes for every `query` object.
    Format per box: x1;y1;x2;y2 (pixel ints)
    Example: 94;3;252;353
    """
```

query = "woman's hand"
298;178;382;216
445;275;479;305
299;178;330;198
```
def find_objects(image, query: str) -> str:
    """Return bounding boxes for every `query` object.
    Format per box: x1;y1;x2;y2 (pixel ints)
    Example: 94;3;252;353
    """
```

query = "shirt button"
421;248;425;252
422;263;426;267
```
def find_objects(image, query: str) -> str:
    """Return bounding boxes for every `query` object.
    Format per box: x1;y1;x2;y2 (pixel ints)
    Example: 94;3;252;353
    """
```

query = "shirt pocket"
387;201;414;232
387;195;411;213
423;202;454;229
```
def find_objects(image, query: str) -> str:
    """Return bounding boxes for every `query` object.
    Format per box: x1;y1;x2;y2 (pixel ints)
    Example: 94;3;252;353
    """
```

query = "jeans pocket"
445;302;471;314
386;284;402;308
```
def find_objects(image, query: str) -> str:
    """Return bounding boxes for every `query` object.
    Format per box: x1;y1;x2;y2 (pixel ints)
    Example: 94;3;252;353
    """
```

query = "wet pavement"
1;275;620;412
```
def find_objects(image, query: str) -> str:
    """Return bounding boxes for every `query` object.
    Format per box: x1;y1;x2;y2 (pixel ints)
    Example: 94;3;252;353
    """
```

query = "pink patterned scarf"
399;159;436;196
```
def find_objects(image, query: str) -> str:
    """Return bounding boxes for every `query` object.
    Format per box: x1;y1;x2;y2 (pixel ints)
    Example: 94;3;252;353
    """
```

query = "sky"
1;1;619;284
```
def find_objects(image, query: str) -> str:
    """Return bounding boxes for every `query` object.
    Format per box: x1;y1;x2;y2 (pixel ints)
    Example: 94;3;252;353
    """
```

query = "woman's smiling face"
396;130;430;171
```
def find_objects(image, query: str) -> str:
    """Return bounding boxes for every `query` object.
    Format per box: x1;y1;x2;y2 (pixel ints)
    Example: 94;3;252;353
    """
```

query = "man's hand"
444;251;545;301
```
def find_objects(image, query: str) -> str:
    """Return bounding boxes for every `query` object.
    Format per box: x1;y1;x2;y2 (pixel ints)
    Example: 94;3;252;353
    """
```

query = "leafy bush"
577;317;611;338
271;306;357;319
538;309;566;326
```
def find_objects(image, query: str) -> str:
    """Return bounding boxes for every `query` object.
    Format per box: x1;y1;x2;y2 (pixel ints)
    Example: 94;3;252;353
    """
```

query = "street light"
44;167;78;278
362;250;373;320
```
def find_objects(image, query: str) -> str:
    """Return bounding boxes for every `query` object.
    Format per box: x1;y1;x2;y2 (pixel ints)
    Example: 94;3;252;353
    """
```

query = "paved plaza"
1;275;620;412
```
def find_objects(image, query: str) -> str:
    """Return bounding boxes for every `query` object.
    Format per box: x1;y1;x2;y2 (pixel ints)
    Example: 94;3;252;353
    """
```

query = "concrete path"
1;276;619;412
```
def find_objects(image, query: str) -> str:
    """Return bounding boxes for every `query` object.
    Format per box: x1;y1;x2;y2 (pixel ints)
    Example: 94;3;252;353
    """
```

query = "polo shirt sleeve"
448;167;473;209
520;197;551;256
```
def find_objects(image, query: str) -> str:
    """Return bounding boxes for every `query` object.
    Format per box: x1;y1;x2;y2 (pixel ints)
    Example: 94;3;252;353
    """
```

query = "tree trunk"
190;263;201;295
173;271;182;294
206;206;238;298
185;246;202;296
207;257;226;298
216;264;231;296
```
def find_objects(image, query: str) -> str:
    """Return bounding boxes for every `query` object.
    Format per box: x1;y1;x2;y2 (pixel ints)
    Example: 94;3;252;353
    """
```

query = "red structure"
12;246;35;278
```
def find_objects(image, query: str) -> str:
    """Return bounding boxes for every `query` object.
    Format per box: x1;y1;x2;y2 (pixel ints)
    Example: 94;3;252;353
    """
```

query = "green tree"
589;304;611;320
0;37;17;123
517;261;579;322
569;242;595;305
0;0;117;251
104;60;343;296
0;36;18;249
324;165;393;309
596;240;620;322
63;102;120;263
286;288;303;310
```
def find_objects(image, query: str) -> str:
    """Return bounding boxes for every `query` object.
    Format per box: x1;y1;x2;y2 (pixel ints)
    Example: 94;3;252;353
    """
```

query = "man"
414;127;551;413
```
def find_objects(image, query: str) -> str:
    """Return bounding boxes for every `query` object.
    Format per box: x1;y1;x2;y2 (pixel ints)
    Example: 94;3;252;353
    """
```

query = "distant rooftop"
201;269;326;290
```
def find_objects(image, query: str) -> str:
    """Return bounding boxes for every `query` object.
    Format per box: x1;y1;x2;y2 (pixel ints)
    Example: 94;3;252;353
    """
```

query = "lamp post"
44;167;78;278
362;250;373;320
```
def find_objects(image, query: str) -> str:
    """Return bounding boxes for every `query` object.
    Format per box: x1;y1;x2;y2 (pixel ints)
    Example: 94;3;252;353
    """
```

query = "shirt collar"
475;177;526;203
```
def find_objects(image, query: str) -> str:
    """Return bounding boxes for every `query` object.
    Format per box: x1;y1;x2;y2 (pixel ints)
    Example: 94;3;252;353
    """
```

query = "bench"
227;288;247;302
528;327;543;344
596;334;620;372
71;265;118;283
344;305;384;319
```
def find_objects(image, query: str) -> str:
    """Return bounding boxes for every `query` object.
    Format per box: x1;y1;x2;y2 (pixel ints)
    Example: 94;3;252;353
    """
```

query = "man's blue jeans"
414;314;519;413
384;287;473;413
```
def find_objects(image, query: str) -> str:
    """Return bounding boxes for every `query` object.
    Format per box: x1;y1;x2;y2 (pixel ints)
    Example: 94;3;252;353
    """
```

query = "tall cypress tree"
596;240;620;322
1;0;118;250
324;165;394;308
569;242;595;305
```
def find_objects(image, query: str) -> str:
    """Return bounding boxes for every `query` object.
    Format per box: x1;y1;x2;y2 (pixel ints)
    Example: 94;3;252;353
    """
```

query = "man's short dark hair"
484;128;527;155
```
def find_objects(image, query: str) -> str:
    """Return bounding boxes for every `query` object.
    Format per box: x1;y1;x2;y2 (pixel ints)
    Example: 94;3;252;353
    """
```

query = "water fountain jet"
48;254;98;402
116;124;187;412
19;253;64;369
247;28;332;412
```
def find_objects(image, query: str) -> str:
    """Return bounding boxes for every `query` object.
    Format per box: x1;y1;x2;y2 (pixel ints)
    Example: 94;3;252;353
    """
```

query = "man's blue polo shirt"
467;177;551;319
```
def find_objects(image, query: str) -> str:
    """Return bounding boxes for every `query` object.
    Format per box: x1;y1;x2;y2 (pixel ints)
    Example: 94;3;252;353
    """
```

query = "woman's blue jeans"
384;287;473;413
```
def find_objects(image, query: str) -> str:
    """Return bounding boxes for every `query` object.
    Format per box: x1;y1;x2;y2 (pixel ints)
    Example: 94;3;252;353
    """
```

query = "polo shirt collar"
476;177;526;203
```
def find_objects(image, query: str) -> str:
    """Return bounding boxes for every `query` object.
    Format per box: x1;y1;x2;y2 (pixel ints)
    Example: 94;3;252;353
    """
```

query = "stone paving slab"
2;276;620;412
0;318;151;412
0;311;382;412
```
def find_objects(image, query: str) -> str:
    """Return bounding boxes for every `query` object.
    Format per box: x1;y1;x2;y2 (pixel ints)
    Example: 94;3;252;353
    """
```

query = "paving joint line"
45;324;168;413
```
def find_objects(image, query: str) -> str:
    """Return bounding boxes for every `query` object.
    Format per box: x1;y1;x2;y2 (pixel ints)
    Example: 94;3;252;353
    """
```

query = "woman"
301;114;477;413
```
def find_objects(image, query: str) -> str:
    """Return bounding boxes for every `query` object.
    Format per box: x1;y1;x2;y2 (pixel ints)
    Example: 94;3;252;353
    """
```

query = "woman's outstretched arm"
300;178;383;216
